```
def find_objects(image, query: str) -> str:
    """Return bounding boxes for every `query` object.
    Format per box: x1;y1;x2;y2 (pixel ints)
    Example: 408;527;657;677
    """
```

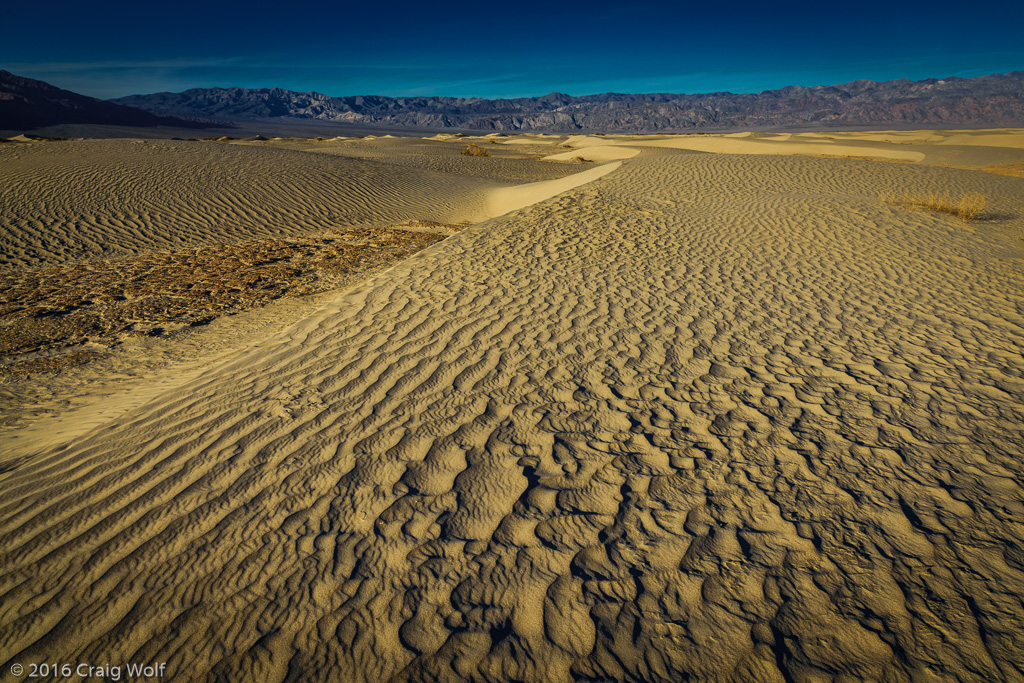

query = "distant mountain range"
0;70;208;132
3;69;1023;134
112;72;1024;132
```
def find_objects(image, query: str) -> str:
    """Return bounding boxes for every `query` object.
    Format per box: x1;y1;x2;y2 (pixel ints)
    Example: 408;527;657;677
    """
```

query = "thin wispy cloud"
4;59;244;72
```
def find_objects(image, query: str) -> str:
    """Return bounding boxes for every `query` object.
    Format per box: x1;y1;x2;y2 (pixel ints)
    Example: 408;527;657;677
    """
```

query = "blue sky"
4;0;1023;99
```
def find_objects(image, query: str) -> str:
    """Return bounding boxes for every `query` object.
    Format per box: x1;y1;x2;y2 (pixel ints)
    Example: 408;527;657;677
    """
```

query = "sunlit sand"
1;128;1023;680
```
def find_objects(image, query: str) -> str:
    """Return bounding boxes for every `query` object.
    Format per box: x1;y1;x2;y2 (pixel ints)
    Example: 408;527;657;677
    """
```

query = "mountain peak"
6;70;1024;134
0;71;211;131
108;71;1024;133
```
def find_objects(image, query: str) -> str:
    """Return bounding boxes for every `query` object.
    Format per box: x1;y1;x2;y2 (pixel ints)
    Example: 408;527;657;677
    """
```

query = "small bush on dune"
982;162;1024;179
881;190;987;222
460;144;490;157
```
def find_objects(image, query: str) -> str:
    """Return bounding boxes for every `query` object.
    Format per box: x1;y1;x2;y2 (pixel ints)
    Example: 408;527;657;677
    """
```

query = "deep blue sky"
4;0;1023;99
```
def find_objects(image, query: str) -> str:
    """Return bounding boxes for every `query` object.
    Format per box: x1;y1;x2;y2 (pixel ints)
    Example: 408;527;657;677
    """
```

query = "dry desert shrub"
811;154;913;163
0;229;445;374
982;162;1024;178
881;190;987;222
460;144;490;157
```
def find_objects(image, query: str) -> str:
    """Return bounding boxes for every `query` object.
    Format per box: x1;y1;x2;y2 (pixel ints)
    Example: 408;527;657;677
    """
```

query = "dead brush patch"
939;162;1024;179
395;219;470;233
460;144;490;157
0;228;445;374
0;351;104;379
880;190;988;222
805;154;913;163
981;162;1024;179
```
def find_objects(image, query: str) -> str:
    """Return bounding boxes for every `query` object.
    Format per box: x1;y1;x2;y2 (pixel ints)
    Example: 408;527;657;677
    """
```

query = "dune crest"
0;137;585;269
543;146;640;163
487;161;622;217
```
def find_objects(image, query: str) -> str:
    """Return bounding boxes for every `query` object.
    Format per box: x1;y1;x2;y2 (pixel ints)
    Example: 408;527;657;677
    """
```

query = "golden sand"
1;129;1023;681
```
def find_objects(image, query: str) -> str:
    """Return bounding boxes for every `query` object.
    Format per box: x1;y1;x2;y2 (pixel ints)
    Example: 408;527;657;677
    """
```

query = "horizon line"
6;67;1023;104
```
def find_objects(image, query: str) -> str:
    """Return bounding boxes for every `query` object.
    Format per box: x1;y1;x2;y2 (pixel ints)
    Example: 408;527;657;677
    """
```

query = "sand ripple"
0;139;549;269
1;148;1023;680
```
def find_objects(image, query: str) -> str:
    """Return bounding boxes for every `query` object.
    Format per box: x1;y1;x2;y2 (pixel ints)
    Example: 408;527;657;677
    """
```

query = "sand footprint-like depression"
1;140;1024;682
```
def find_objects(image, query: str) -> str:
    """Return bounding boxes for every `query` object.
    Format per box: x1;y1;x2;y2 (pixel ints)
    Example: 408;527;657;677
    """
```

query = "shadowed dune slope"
253;136;583;182
642;135;926;161
560;128;1024;168
2;149;1024;681
0;139;576;269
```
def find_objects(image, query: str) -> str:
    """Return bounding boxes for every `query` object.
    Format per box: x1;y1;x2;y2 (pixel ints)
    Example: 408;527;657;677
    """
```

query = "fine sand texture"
1;131;1024;681
0;137;579;269
0;135;604;456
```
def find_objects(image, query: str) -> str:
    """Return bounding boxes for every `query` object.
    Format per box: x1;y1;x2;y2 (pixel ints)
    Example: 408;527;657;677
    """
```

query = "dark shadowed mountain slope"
0;71;212;131
111;71;1024;132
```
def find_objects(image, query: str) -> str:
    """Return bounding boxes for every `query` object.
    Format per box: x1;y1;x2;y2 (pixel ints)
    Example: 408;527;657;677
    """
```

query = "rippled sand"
1;130;1023;681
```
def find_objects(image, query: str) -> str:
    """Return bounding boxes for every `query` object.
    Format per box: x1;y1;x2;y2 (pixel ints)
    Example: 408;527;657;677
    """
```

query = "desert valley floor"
1;129;1023;681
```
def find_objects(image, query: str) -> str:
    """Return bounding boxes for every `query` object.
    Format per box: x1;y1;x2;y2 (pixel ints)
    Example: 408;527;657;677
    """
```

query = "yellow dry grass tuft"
460;144;490;157
881;190;987;222
981;162;1024;179
807;154;914;163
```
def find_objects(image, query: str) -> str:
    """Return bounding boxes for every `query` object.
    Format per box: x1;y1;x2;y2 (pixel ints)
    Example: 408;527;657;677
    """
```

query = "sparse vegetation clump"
0;229;446;376
982;162;1024;178
881;190;987;222
460;144;490;157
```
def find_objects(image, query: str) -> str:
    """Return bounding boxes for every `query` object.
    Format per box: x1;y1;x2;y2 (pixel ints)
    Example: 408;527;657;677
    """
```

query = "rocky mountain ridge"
110;71;1024;132
0;70;208;131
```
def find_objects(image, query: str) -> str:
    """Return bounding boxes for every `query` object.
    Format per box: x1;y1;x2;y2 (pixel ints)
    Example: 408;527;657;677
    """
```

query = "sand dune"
0;136;605;454
495;134;564;146
640;136;927;162
1;132;1024;681
551;128;1024;168
543;146;640;163
487;161;622;216
935;131;1024;148
239;136;581;183
0;138;579;269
